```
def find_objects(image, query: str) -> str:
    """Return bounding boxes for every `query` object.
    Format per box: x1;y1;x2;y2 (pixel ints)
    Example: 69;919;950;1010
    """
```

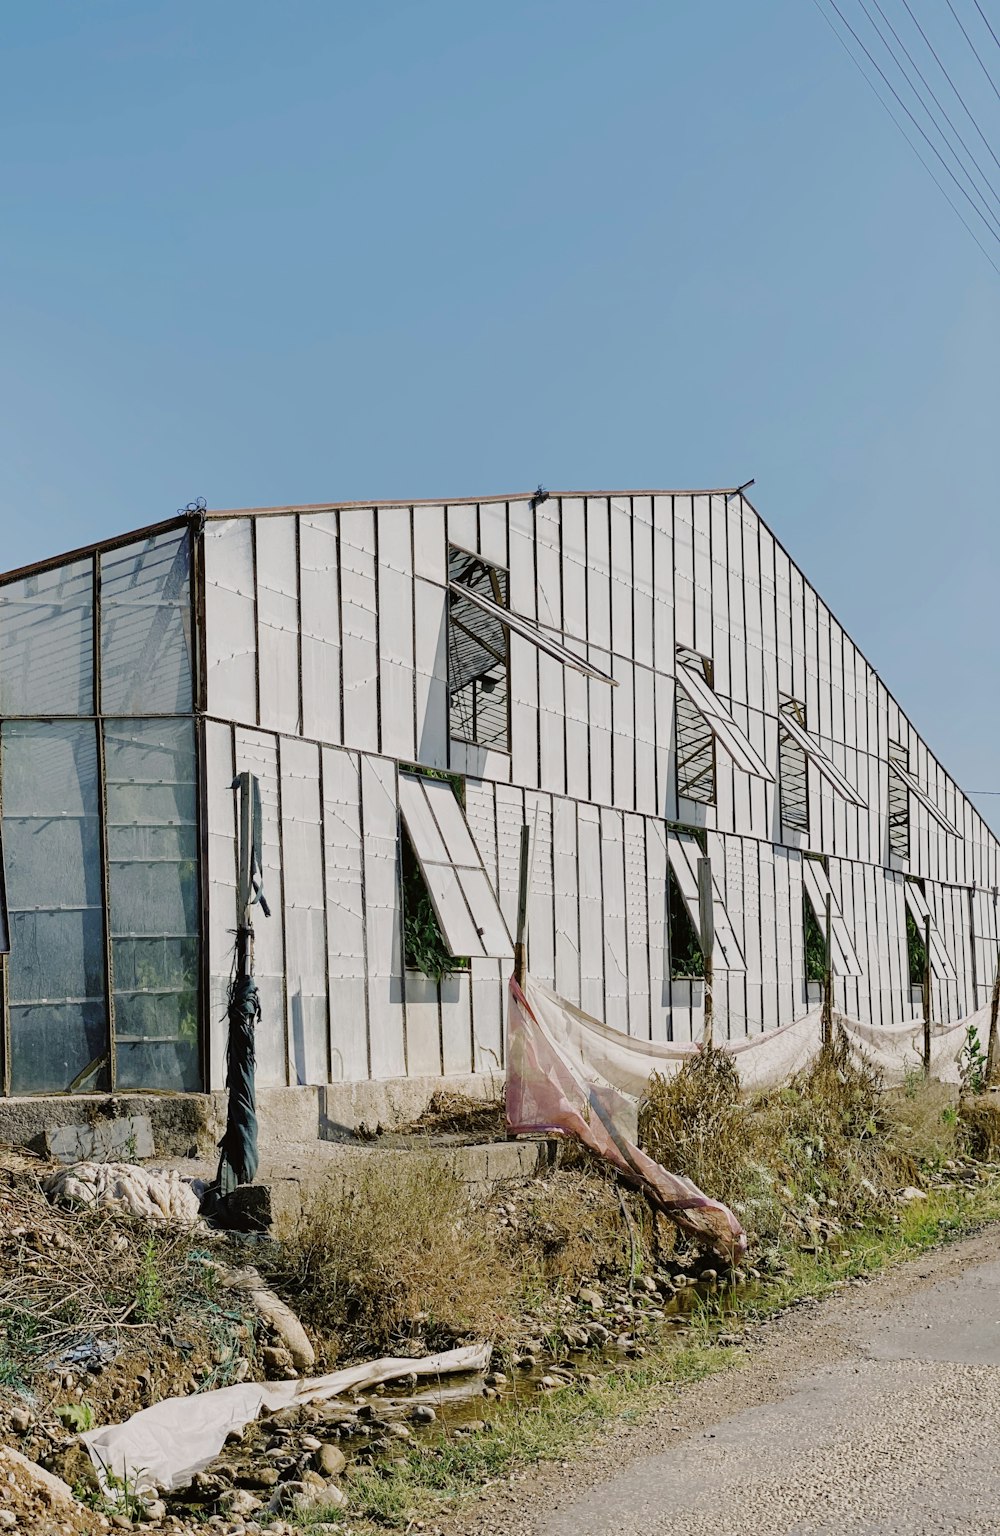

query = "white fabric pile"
44;1161;204;1224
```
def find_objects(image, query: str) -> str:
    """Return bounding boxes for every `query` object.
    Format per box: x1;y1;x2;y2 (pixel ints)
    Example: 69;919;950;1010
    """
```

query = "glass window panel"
10;1002;108;1094
1;719;108;1092
0;559;94;716
100;530;193;714
115;1038;200;1092
104;719;201;1090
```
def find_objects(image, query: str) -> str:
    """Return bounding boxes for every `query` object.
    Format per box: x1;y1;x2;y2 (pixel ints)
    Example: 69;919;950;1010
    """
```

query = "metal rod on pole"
514;824;530;989
822;892;833;1048
698;856;714;1048
923;913;932;1075
987;944;1000;1084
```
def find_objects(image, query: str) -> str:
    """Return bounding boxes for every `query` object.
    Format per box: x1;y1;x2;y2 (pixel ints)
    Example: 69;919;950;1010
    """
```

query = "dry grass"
274;1155;515;1360
639;1038;968;1254
392;1089;506;1140
501;1169;652;1287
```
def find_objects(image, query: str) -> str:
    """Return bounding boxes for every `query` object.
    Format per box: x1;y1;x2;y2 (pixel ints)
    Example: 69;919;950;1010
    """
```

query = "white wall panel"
340;510;379;754
479;500;508;570
300;514;342;746
600;807;629;1033
205;519;257;726
360;754;405;1078
553;795;580;1005
377;506;416;762
413;505;446;584
256;517;300;736
610;497;634;658
623;813;651;1039
578;803;605;1019
322;747;368;1082
281;737;327;1085
413;577;448;769
632;498;654;669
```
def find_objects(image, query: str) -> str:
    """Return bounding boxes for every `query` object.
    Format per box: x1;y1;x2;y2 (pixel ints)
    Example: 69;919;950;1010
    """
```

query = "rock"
578;1288;604;1310
301;1469;327;1489
0;1446;79;1509
299;1434;322;1452
899;1186;928;1202
219;1490;263;1518
315;1444;347;1479
143;1499;167;1520
410;1405;436;1424
457;1420;486;1434
0;1513;16;1530
700;1268;718;1283
483;1370;507;1387
386;1423;410;1440
233;1466;279;1490
10;1407;32;1434
262;1346;297;1380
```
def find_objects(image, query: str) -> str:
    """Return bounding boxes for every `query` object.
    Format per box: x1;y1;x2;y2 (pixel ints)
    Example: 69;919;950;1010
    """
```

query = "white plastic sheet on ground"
82;1342;491;1495
507;974;979;1259
45;1163;204;1224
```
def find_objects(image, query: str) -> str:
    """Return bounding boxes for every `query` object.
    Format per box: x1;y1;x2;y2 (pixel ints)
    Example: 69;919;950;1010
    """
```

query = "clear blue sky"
2;2;998;818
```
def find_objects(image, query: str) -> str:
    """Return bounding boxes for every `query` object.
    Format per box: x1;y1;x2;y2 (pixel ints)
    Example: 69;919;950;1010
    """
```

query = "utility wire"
823;0;1000;245
900;0;1000;181
972;0;1000;57
946;0;1000;105
865;0;1000;235
811;0;1000;273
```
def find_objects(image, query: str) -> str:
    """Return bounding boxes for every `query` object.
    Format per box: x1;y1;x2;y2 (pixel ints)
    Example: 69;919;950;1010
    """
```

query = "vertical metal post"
987;945;1000;1084
698;856;714;1047
514;824;530;989
821;893;833;1048
922;913;932;1075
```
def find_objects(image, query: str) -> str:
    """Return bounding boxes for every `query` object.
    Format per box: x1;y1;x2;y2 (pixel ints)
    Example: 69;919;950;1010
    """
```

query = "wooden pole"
986;944;1000;1084
821;892;833;1048
236;773;254;979
698;856;714;1048
922;913;932;1075
514;823;531;989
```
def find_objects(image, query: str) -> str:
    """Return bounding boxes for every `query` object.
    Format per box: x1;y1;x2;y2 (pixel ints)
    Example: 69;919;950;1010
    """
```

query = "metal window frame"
903;877;958;981
801;853;863;976
665;827;746;972
889;757;959;837
398;771;513;960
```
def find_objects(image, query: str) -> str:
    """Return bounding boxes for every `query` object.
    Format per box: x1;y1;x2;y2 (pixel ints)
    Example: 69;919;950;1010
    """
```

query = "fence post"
514;824;530;990
821;892;833;1048
922;913;932;1075
698;856;714;1048
987;945;1000;1084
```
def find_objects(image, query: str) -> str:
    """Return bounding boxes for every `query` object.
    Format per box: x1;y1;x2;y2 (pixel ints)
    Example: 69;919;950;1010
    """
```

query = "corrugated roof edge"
203;487;748;518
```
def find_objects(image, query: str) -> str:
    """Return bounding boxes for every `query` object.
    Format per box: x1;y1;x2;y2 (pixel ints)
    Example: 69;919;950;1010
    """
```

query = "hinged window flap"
448;582;617;685
665;831;746;972
903;880;957;981
888;761;959;836
801;859;863;976
674;663;773;781
398;774;513;959
778;711;866;808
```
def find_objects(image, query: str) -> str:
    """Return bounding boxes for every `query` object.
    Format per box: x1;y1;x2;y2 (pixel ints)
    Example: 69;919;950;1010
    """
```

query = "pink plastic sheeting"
505;973;982;1261
506;976;747;1261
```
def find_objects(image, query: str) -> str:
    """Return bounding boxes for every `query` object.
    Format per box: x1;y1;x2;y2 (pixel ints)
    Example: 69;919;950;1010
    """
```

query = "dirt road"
450;1231;1000;1536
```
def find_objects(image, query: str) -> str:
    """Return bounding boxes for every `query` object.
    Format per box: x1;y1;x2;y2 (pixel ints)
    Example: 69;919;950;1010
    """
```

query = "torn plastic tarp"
82;1341;491;1495
506;976;747;1261
505;975;980;1259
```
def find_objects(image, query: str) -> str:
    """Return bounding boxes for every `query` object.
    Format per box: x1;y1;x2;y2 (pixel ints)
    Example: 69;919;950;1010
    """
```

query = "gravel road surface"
447;1230;1000;1536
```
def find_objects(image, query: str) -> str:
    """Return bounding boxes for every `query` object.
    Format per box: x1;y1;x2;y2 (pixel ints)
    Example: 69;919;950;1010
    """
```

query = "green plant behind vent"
668;868;704;980
803;896;826;983
906;909;927;987
401;828;468;982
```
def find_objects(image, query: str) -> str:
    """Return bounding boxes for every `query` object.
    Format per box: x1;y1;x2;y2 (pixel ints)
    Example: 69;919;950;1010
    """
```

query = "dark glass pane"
1;721;108;1091
104;719;201;1089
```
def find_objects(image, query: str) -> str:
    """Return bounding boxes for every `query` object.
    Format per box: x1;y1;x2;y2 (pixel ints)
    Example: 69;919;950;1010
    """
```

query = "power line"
864;0;1000;235
900;0;1000;182
946;0;1000;106
811;0;1000;273
972;0;1000;57
824;0;1000;245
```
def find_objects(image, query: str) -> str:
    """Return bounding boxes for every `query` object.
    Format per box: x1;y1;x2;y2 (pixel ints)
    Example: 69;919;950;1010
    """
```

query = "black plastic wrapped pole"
201;773;268;1218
